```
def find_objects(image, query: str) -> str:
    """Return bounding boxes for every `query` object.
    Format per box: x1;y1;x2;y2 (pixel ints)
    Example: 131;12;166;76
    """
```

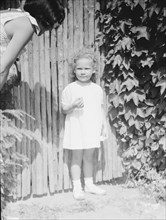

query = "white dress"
62;81;104;150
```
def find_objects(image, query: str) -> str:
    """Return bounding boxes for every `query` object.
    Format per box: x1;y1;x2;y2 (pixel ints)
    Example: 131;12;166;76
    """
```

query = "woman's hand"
0;69;9;91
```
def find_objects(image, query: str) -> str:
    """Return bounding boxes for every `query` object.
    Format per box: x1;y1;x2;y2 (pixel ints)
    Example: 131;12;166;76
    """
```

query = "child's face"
75;58;94;83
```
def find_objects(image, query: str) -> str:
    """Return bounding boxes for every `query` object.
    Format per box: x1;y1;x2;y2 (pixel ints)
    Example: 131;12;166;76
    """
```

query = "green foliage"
0;109;35;210
0;107;43;211
96;0;166;201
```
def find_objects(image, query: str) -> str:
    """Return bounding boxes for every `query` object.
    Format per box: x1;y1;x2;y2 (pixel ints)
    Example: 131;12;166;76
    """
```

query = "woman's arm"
0;16;34;90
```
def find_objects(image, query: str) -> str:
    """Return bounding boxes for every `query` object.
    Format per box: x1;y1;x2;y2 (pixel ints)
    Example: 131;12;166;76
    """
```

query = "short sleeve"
61;85;72;107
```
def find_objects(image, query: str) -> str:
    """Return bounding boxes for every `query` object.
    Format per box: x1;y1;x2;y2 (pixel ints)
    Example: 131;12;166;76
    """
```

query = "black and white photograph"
0;0;166;219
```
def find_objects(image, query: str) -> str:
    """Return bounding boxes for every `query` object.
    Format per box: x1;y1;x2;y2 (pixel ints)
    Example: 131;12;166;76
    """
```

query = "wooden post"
14;86;22;199
39;34;48;195
50;29;59;191
20;49;31;198
44;31;55;193
32;35;43;195
57;24;64;191
83;0;89;46
63;0;72;191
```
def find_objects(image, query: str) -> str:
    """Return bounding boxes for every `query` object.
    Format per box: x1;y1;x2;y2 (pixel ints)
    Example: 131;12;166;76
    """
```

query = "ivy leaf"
145;107;154;117
161;114;166;122
114;41;122;53
119;125;127;135
159;135;166;151
164;8;166;17
115;79;121;93
131;50;142;57
119;95;125;105
109;93;116;101
109;82;116;93
148;4;156;18
145;121;151;130
145;100;154;106
120;21;125;33
133;0;139;6
113;96;120;108
113;54;122;68
151;142;159;151
132;161;142;170
135;120;141;130
139;0;145;10
122;77;138;91
122;57;130;70
155;7;160;15
121;37;132;50
140;57;154;67
109;108;118;121
124;110;131;121
138;139;144;149
141;155;146;163
151;133;158;140
137;108;145;118
119;105;125;115
129;116;135;126
129;92;139;106
136;152;142;159
146;129;151;138
156;80;166;95
158;101;166;113
109;94;120;108
150;71;158;83
146;137;153;146
131;26;149;40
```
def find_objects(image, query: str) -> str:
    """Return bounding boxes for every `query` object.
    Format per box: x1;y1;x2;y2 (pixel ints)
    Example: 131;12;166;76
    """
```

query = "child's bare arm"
62;97;84;114
101;105;109;140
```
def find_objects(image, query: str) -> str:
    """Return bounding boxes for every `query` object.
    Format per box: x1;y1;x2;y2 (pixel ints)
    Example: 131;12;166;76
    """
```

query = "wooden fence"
1;0;124;200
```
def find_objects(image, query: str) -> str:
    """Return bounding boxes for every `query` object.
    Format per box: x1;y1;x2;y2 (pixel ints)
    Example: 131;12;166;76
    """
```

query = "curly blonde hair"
69;48;98;82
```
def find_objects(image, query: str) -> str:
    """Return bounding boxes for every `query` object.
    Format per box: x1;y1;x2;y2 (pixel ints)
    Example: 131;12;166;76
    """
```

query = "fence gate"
1;0;124;200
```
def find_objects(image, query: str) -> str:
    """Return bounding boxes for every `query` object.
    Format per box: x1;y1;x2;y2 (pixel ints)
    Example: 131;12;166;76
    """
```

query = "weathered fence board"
1;0;124;199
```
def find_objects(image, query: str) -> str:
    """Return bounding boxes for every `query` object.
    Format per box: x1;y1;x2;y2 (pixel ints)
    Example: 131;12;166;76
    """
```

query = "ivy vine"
96;0;166;201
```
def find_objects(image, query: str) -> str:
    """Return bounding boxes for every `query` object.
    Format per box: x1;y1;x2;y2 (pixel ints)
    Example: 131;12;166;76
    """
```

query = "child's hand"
100;125;108;141
72;97;84;109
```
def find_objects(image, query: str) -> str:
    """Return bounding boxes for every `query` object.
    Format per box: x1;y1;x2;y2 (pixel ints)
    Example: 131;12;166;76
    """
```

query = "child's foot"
84;184;106;195
73;188;85;200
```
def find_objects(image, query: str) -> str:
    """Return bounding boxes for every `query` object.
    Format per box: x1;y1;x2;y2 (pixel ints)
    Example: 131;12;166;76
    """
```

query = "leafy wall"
97;0;166;200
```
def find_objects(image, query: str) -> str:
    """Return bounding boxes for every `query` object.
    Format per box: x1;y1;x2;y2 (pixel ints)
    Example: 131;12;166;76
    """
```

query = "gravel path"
3;184;166;220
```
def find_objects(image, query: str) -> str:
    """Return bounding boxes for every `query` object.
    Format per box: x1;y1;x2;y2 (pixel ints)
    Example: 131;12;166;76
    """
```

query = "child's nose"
80;70;86;75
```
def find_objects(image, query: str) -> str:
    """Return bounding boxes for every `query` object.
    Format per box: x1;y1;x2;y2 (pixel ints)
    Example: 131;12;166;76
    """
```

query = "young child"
0;0;65;90
61;49;108;200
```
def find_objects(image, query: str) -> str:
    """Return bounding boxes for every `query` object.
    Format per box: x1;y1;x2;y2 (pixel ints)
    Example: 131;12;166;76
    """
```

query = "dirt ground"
2;183;166;220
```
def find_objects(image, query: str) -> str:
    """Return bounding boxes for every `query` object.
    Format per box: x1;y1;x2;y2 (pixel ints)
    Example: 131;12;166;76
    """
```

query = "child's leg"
71;149;83;180
71;149;84;200
83;148;106;195
83;148;95;178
